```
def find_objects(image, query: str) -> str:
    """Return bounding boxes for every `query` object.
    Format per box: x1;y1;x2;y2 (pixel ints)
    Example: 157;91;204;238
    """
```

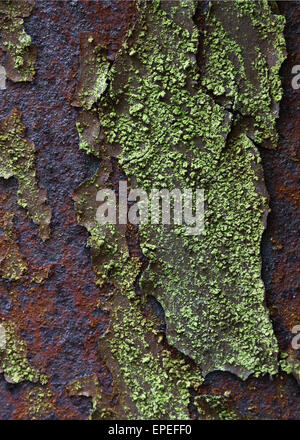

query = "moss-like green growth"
74;0;286;418
75;110;101;157
103;253;201;419
280;354;300;385
74;168;202;419
25;386;55;419
202;0;286;147
93;0;284;379
0;0;34;19
0;0;36;82
72;35;111;111
195;394;246;420
0;109;51;240
0;320;47;384
0;210;27;280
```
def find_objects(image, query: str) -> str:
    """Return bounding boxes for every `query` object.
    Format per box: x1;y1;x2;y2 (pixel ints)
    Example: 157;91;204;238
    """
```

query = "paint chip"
0;325;6;350
0;66;6;90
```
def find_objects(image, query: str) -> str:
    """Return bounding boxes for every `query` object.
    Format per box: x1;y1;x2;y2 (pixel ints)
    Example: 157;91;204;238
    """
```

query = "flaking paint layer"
73;0;286;418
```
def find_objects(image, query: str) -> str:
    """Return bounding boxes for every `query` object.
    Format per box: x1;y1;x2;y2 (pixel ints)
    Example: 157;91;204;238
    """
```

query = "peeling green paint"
0;108;51;240
202;0;286;147
72;35;111;111
0;0;36;82
94;0;284;378
0;210;27;280
73;0;286;418
281;355;300;386
0;320;47;385
74;157;202;419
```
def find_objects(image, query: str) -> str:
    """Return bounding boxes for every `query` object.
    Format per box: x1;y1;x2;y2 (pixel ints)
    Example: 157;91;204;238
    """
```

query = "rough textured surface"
101;0;285;381
0;0;299;420
0;0;36;82
0;108;51;240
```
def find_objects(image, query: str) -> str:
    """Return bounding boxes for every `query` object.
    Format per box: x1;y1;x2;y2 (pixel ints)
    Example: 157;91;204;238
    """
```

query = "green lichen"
0;0;34;19
75;110;101;157
0;320;47;384
74;173;202;419
280;355;300;385
0;1;36;82
72;36;111;111
0;109;51;240
202;0;286;147
73;0;286;418
92;0;283;378
0;210;27;280
104;253;201;419
195;394;245;420
25;386;55;419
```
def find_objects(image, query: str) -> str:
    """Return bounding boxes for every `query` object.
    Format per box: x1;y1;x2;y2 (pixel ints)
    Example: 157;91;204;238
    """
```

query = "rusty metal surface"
0;0;137;420
195;0;300;420
0;0;299;420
